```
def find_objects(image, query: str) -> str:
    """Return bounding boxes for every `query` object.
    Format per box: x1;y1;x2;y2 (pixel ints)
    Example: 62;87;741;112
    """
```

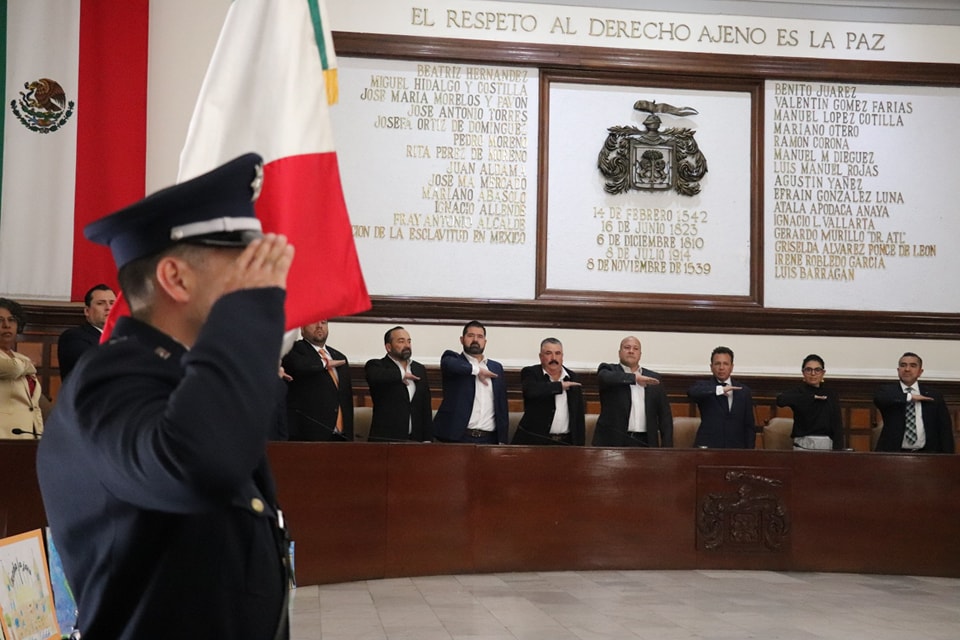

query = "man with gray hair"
513;337;585;445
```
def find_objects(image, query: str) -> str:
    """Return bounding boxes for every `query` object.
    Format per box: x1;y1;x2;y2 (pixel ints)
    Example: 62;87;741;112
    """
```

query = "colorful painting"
0;530;59;640
42;530;75;638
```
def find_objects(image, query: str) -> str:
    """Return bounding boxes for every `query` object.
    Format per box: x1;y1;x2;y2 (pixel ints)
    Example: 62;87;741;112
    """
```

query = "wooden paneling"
265;444;960;585
6;442;959;588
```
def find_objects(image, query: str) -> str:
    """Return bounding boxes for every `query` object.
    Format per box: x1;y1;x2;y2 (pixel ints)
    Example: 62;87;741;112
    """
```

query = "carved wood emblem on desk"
697;468;790;553
597;99;708;196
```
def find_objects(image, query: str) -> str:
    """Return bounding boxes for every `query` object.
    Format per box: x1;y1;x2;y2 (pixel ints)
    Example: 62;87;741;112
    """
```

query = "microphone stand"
292;410;350;441
514;425;575;446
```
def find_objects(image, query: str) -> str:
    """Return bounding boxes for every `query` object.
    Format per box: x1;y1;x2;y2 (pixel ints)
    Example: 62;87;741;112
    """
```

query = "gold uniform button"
250;498;265;513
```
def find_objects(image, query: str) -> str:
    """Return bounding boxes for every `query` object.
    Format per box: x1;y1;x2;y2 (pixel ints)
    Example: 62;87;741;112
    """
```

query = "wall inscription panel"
332;57;539;299
544;82;754;298
764;80;960;312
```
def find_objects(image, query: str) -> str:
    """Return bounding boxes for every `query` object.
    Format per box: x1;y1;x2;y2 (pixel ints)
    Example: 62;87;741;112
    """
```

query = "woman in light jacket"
0;298;44;439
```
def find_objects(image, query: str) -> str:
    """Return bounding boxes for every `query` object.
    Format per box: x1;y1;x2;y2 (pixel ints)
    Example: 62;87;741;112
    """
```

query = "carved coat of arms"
11;78;75;133
597;99;708;196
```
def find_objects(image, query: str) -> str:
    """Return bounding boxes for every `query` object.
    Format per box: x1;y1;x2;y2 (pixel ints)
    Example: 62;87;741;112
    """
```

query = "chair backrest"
508;411;523;442
871;422;883;450
672;417;700;448
584;414;598;446
763;417;794;450
353;406;372;442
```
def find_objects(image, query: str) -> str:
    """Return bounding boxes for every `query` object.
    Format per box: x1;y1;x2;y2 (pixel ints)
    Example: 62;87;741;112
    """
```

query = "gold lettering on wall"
769;81;929;283
586;206;712;276
352;63;533;247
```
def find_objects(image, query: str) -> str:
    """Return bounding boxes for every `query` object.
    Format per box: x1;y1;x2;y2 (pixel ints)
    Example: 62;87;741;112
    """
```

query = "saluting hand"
635;374;660;387
224;233;295;293
478;367;498;385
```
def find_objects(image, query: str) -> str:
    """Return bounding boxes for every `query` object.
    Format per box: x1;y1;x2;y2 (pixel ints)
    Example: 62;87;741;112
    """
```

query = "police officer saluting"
38;154;294;639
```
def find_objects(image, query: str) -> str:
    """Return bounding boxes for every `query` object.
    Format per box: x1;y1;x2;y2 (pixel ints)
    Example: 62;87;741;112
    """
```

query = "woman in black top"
776;354;844;450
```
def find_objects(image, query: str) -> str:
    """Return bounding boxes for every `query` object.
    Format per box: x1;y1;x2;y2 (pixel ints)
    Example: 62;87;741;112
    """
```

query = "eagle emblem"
11;78;75;133
598;99;708;196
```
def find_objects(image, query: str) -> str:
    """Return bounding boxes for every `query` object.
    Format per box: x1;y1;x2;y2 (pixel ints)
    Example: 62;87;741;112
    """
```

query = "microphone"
605;426;651;447
11;428;39;439
293;409;350;441
513;425;575;446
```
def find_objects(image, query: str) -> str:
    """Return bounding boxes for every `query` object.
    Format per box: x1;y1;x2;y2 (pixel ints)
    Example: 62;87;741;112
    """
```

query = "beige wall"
146;0;960;381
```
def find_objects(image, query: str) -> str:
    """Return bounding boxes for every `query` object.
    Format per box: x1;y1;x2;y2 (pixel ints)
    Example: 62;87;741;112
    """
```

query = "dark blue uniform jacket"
38;289;288;640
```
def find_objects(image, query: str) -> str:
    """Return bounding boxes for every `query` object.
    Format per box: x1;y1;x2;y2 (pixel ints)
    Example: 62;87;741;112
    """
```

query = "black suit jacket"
873;382;955;453
282;340;354;441
593;364;673;447
688;377;756;449
364;356;433;442
512;365;586;446
58;322;102;380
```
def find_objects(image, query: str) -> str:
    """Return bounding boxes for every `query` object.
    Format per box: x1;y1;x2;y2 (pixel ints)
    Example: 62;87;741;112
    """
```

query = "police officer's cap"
85;153;266;269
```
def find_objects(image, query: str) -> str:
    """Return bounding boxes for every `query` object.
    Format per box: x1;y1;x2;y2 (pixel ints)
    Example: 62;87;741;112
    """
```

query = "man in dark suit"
513;337;585;446
434;320;508;444
57;283;116;380
593;335;673;447
37;154;291;639
688;346;755;448
282;319;354;441
873;352;954;453
364;325;433;442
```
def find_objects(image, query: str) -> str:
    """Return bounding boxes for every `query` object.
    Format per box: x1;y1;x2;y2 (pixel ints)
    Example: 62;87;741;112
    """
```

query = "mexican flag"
0;0;148;301
179;0;369;328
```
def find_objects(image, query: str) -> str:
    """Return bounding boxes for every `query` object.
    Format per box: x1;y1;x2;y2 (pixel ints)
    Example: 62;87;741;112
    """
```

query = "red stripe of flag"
73;0;149;300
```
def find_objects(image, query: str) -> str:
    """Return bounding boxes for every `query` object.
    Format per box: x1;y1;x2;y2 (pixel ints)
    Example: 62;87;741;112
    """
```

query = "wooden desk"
4;442;958;586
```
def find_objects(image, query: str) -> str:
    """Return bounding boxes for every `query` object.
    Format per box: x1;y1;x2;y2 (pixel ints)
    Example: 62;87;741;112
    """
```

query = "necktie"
320;348;343;433
905;387;917;446
723;382;732;410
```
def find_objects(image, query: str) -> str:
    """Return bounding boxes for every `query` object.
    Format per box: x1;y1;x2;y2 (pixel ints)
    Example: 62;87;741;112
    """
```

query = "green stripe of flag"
306;0;330;70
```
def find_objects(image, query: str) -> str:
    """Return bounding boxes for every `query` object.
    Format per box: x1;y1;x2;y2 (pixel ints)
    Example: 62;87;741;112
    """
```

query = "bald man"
593;336;673;447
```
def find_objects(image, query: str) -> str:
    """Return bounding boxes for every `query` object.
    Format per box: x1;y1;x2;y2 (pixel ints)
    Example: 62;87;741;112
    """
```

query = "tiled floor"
289;570;960;639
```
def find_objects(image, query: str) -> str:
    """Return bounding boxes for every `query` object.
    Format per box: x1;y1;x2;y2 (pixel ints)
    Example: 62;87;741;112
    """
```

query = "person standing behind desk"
57;283;116;380
282;319;354;441
776;354;844;450
593;335;672;447
873;351;954;453
434;320;508;444
0;297;45;439
37;154;292;639
688;346;756;449
364;326;433;442
513;337;585;446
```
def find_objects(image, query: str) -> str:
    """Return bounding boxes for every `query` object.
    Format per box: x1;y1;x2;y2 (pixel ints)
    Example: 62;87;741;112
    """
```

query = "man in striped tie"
873;352;955;453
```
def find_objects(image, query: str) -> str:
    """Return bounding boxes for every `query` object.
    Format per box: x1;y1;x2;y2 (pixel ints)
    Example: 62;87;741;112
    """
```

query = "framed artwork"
43;530;76;638
0;530;59;640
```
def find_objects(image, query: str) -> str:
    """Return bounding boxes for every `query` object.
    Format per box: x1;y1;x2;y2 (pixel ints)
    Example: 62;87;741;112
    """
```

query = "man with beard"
433;320;508;444
512;337;585;445
364;326;433;442
282;319;354;441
